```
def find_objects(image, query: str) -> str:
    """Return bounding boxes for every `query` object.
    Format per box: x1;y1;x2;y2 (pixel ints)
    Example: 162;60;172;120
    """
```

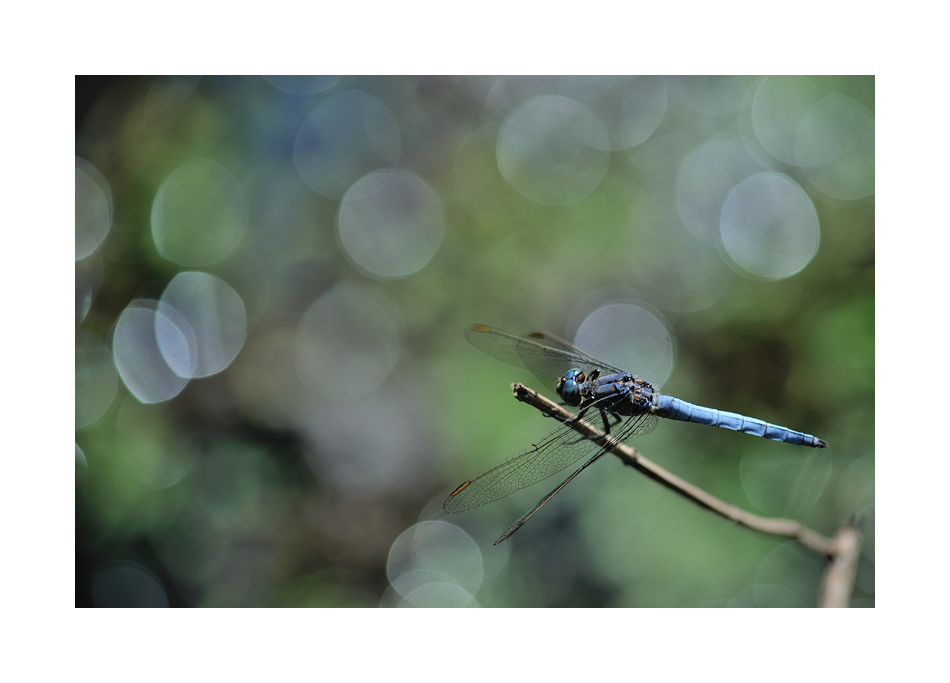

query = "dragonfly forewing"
464;324;626;386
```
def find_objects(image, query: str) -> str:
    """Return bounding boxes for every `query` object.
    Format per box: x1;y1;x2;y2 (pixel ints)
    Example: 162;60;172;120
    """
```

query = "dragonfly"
444;324;827;545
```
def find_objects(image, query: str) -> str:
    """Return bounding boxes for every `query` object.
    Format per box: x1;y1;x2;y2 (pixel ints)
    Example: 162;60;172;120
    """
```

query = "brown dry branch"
511;382;861;608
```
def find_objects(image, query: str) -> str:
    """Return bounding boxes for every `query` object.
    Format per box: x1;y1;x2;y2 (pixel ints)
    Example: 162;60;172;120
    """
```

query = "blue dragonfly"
444;324;827;544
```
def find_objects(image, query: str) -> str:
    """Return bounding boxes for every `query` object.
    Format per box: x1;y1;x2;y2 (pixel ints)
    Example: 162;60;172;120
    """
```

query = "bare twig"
818;524;862;607
511;383;861;606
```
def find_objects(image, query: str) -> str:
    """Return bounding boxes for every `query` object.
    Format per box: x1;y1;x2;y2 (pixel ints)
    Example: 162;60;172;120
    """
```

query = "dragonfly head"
556;368;585;406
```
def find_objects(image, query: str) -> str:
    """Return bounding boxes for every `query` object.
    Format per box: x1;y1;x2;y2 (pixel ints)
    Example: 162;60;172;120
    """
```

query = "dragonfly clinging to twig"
444;324;827;544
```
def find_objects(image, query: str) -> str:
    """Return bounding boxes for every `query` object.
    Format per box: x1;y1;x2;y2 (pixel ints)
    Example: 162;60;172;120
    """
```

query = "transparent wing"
524;330;583;354
464;324;627;385
444;407;658;513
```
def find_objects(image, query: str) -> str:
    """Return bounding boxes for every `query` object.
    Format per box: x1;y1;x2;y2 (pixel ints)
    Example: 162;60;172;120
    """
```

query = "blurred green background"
75;75;873;607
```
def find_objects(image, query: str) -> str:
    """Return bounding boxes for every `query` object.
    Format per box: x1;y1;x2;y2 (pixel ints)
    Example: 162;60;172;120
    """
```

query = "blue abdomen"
654;396;826;448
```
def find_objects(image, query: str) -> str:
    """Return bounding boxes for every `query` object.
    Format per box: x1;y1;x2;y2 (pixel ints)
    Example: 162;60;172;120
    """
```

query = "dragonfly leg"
561;405;603;445
600;410;622;435
564;405;621;445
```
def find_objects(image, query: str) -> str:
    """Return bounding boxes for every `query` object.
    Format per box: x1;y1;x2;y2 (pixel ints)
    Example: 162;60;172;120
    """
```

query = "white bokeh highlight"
398;583;479;608
558;76;668;150
113;301;191;403
338;170;445;278
676;139;765;245
796;94;875;200
574;302;675;387
720;173;820;280
498;95;609;205
151;158;248;266
387;521;482;607
75;158;112;260
752;76;823;165
158;272;247;378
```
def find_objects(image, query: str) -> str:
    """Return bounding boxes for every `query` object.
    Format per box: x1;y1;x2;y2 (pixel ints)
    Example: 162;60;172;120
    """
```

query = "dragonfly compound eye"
560;378;581;406
564;368;585;383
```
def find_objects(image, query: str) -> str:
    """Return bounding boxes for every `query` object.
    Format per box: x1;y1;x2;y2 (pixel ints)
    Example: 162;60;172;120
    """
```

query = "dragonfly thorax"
559;370;660;416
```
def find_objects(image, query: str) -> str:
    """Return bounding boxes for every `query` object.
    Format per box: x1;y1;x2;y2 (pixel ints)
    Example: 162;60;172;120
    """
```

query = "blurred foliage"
76;76;873;607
